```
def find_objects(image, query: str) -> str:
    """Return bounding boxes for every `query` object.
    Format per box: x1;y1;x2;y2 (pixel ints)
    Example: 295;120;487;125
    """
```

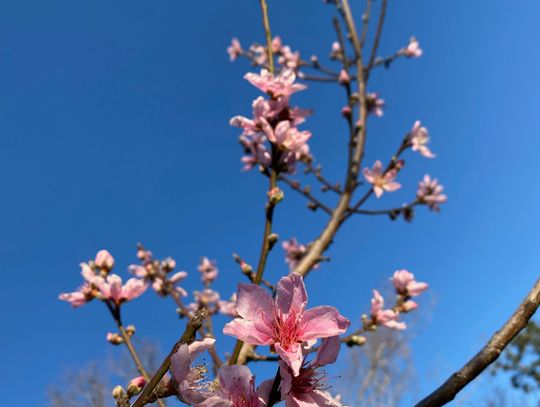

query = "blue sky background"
1;0;540;405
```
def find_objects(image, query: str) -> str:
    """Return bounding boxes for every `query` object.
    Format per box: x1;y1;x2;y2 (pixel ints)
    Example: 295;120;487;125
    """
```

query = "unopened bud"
268;233;279;250
95;249;115;271
268;187;284;205
240;261;253;275
125;325;136;336
162;257;176;272
341;106;352;118
346;335;367;347
127;376;146;397
394;159;405;171
338;69;350;85
307;202;317;211
106;332;124;345
112;385;125;399
401;300;418;312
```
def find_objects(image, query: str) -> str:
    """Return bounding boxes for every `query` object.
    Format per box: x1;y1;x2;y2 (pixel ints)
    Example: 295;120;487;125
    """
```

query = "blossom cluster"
228;36;302;71
230;68;312;173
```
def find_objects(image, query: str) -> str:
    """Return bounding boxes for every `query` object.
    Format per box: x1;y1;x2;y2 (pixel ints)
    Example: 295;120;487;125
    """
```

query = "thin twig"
279;175;333;215
415;278;540;407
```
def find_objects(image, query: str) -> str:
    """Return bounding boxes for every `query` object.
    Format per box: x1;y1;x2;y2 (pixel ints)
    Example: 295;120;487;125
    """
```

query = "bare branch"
415;278;540;407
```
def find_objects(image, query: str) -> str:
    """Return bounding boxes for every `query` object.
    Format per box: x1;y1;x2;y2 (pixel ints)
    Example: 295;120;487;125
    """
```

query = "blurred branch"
415;278;540;407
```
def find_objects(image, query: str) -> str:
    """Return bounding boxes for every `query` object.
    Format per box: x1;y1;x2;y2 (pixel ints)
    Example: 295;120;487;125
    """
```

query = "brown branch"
415;278;540;407
304;161;342;194
293;0;368;278
131;307;207;407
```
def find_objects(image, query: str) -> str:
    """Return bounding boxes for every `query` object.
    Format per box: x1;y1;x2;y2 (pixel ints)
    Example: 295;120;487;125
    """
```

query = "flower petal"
299;306;350;341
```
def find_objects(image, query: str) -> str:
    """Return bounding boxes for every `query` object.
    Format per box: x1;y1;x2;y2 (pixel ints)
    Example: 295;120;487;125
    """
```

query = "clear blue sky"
1;1;540;406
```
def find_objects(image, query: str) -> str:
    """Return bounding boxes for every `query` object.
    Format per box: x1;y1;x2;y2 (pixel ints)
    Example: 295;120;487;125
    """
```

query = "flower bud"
268;233;279;250
126;325;136;336
268;187;284;205
240;261;253;275
127;376;146;397
106;332;124;345
346;335;367;347
95;250;115;271
112;385;125;399
338;69;350;85
341;106;352;118
162;257;176;272
401;300;418;312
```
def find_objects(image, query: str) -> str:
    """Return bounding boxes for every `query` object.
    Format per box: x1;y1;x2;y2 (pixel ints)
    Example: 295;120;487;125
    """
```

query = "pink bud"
338;69;350;84
95;250;115;271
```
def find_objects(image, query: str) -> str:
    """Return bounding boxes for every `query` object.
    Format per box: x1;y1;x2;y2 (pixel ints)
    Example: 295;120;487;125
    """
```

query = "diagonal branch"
415;278;540;407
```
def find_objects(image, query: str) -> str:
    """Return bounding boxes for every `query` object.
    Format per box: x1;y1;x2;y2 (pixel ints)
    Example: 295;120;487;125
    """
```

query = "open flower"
392;269;428;297
282;238;318;271
98;274;148;305
170;338;216;405
408;121;435;158
58;263;102;308
244;69;306;98
417;175;447;211
366;93;385;117
280;336;344;407
404;37;423;58
218;294;238;317
199;365;271;407
370;290;405;330
270;121;312;153
227;38;243;61
363;160;401;198
223;273;350;376
198;257;219;283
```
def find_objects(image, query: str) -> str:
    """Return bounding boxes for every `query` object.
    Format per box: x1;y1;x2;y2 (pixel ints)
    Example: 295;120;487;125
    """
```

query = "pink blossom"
239;134;271;171
370;290;405;330
227;38;243;62
404;37;423;58
223;273;350;376
270;120;312;153
408;120;435;158
95;249;115;271
366;93;385;117
58;263;102;308
280;336;344;407
363;160;401;198
198;257;219;283
249;44;268;66
244;69;306;98
170;338;217;405
272;36;282;53
218;293;238;317
98;274;148;305
417;175;447;211
278;45;301;70
282;238;307;270
198;365;271;406
392;269;429;297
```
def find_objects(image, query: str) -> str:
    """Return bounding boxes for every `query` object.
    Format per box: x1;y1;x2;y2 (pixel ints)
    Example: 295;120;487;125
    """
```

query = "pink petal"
223;319;274;345
276;273;307;316
235;283;273;320
275;342;304;377
299;306;350;341
313;336;340;367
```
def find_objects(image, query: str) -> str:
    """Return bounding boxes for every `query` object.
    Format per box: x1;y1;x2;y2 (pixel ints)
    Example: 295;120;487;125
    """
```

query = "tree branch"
415;278;540;407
